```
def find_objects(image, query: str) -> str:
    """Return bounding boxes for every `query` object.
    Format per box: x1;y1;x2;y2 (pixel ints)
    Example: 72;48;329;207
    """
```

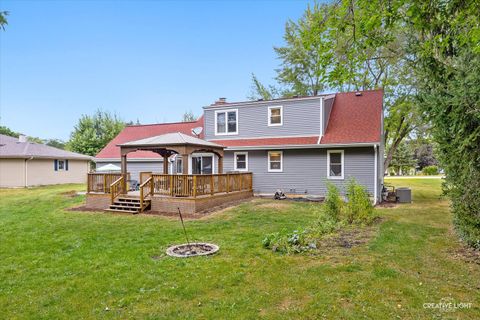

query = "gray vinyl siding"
95;161;163;181
323;96;334;133
224;147;376;196
204;97;322;140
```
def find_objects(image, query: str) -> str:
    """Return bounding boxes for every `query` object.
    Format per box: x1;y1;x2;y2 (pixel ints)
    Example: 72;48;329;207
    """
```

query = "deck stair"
105;196;151;214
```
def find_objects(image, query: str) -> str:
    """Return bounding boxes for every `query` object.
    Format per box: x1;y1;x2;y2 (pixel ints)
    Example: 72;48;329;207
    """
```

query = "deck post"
103;175;107;193
218;156;223;174
163;155;169;174
226;173;230;193
121;154;127;193
210;175;214;195
182;154;189;175
193;175;197;198
170;175;174;196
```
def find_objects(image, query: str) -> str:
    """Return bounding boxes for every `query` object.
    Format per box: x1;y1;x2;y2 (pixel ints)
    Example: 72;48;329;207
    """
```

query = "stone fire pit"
166;242;219;258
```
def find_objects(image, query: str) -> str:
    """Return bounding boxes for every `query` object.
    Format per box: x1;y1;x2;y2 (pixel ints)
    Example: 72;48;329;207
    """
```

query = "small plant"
322;182;343;222
262;229;314;253
345;178;375;225
422;165;439;175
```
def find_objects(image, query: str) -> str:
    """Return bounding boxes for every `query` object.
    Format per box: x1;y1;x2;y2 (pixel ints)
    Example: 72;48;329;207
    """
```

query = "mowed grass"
0;178;479;319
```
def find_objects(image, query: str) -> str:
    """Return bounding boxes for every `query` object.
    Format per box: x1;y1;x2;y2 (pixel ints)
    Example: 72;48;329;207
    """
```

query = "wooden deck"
86;172;253;214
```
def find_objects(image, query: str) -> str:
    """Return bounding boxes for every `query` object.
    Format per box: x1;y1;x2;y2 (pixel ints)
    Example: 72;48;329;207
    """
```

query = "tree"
182;111;196;122
407;0;480;248
249;1;423;169
388;141;416;175
45;139;66;150
66;110;125;156
415;143;438;170
247;74;281;101
0;125;19;138
0;11;8;31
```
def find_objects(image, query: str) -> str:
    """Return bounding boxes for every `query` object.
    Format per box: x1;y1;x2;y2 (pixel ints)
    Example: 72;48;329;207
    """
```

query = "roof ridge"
126;118;202;128
178;132;187;143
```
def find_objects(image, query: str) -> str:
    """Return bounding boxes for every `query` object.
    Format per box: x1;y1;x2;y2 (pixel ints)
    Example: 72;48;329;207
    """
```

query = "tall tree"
0;11;8;31
0;125;19;138
181;111;196;122
250;1;423;169
407;0;480;248
66;110;125;156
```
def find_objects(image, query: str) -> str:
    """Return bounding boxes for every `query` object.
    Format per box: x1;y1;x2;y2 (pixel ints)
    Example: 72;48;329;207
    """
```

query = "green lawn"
1;178;479;319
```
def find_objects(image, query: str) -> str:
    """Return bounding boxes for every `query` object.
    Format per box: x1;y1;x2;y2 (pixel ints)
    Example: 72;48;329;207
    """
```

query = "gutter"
225;142;380;151
374;145;378;204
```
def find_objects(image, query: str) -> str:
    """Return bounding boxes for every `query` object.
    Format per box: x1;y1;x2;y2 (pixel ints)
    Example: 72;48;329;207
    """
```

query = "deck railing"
110;176;125;204
151;172;253;198
87;172;253;198
87;173;126;193
139;176;153;212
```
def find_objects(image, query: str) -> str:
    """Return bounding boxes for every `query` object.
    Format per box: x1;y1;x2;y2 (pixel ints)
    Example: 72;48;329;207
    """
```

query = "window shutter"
54;159;58;171
65;160;69;171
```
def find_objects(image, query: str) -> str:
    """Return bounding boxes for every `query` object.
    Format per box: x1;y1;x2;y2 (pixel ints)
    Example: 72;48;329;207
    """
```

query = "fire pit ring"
166;242;219;258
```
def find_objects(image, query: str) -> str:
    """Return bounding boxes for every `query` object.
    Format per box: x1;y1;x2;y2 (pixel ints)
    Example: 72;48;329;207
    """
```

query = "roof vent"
18;134;27;143
355;91;363;96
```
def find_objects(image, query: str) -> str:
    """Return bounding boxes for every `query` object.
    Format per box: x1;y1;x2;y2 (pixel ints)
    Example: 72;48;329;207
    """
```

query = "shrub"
262;229;314;253
422;165;439;175
345;178;375;225
309;212;342;238
322;183;343;222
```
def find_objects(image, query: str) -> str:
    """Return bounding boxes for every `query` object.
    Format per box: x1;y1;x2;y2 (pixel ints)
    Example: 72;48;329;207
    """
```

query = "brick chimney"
212;97;227;106
18;134;27;143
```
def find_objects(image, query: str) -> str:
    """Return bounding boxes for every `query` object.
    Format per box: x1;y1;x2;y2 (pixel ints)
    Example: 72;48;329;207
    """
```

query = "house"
92;89;383;210
0;134;92;187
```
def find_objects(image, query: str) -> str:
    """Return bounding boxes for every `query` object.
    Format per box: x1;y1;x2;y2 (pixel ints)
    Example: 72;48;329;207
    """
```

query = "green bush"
322;183;343;222
345;178;375;225
262;229;313;253
422;165;439;175
263;179;377;254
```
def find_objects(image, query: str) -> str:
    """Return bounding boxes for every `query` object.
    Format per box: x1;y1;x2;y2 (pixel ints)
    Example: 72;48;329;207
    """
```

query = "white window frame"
214;109;238;136
268;151;283;173
268;106;283;126
234;152;248;171
327;150;344;180
176;158;183;174
57;160;66;171
189;153;215;174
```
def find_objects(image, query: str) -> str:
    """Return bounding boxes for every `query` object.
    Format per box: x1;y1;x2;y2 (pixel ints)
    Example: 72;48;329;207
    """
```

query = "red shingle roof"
320;90;382;144
95;117;204;159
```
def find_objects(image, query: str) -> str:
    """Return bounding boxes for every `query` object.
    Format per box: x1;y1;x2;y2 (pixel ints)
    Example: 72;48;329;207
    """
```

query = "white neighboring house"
0;134;92;188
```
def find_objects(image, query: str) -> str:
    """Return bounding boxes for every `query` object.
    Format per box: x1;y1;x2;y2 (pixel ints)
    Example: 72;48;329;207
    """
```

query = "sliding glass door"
191;156;213;174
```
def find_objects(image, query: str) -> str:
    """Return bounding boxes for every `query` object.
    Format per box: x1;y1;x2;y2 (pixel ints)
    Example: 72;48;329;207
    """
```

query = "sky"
0;0;314;140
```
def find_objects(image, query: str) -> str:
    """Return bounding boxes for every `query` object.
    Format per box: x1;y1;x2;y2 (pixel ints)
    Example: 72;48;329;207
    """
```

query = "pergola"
117;132;225;191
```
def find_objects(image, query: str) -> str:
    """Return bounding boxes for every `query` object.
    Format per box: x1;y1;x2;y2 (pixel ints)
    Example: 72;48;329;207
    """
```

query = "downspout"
25;156;33;187
317;97;324;144
374;145;378;204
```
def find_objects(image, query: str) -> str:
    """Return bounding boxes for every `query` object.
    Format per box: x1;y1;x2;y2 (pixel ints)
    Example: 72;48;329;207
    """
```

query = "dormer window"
268;106;283;126
215;109;238;135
